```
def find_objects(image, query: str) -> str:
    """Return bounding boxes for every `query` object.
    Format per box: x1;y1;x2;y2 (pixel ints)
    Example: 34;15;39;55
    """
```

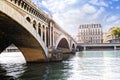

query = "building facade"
77;24;103;43
103;33;109;43
3;44;19;52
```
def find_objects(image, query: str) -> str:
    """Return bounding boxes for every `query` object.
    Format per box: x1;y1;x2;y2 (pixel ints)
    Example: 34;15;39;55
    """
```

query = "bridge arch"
55;35;70;51
0;2;48;62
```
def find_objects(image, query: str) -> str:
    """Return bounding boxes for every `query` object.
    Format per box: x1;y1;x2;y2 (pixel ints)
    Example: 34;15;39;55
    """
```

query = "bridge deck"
78;43;120;47
77;43;120;51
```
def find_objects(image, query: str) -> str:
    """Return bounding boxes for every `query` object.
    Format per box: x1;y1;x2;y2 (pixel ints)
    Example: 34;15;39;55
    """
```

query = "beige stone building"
77;24;103;43
103;33;109;43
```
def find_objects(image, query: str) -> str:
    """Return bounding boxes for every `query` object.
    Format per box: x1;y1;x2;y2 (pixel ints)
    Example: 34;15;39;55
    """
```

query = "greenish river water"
0;50;120;80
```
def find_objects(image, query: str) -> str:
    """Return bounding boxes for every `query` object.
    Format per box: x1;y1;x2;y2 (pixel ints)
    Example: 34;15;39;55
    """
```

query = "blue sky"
32;0;120;36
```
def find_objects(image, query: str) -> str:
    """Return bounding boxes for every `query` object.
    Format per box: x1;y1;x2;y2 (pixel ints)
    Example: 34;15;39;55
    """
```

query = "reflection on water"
0;51;120;80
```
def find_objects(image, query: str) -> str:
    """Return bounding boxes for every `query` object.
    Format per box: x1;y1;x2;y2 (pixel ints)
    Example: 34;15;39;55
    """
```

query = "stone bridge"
0;0;77;62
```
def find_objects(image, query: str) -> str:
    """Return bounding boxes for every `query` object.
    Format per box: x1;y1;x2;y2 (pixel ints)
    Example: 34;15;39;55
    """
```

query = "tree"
110;27;120;42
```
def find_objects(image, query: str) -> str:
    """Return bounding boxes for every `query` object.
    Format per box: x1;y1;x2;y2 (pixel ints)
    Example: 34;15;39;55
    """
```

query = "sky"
32;0;120;36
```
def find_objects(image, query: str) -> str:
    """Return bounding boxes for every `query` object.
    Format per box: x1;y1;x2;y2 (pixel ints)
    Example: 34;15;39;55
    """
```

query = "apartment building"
77;24;103;43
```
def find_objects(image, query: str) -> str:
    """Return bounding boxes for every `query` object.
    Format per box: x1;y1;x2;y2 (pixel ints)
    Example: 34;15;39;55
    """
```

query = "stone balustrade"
9;0;49;22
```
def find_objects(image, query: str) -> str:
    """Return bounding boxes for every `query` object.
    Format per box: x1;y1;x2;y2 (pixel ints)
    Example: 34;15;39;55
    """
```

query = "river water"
0;50;120;80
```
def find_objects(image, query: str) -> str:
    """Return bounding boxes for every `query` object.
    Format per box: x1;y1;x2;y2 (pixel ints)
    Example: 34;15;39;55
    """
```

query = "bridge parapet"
78;43;120;51
5;0;52;48
79;43;120;46
8;0;50;22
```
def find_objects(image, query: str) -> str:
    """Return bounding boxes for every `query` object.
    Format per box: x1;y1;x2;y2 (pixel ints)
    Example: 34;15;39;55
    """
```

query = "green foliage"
111;27;120;39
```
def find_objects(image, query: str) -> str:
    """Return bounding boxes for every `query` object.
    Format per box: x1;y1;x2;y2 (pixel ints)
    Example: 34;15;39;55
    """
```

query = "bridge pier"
114;46;116;50
84;46;86;50
19;47;48;62
49;23;53;47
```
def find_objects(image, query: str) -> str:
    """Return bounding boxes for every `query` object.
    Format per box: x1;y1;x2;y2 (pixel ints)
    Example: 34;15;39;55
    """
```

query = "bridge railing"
8;0;50;22
78;43;120;46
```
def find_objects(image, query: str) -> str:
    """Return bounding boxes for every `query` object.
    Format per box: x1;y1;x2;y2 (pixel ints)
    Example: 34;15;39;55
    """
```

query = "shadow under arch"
0;8;48;62
57;38;69;49
55;35;71;53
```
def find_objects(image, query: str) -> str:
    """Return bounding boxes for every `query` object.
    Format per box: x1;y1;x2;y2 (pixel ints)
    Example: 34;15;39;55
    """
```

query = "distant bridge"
0;0;77;62
77;43;120;51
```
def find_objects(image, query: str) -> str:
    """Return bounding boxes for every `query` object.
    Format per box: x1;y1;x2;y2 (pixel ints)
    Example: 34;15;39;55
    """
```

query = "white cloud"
41;1;106;35
103;15;120;32
52;9;83;35
109;1;113;4
92;7;105;20
53;3;98;25
104;19;120;32
114;20;120;24
32;0;120;35
110;6;114;9
64;0;77;5
89;0;108;7
116;6;120;9
41;0;76;13
112;0;119;2
106;16;119;22
82;4;97;14
52;5;105;35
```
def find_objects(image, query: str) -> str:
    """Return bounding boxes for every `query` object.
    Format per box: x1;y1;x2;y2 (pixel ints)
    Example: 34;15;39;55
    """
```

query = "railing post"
114;46;116;50
84;46;86;51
